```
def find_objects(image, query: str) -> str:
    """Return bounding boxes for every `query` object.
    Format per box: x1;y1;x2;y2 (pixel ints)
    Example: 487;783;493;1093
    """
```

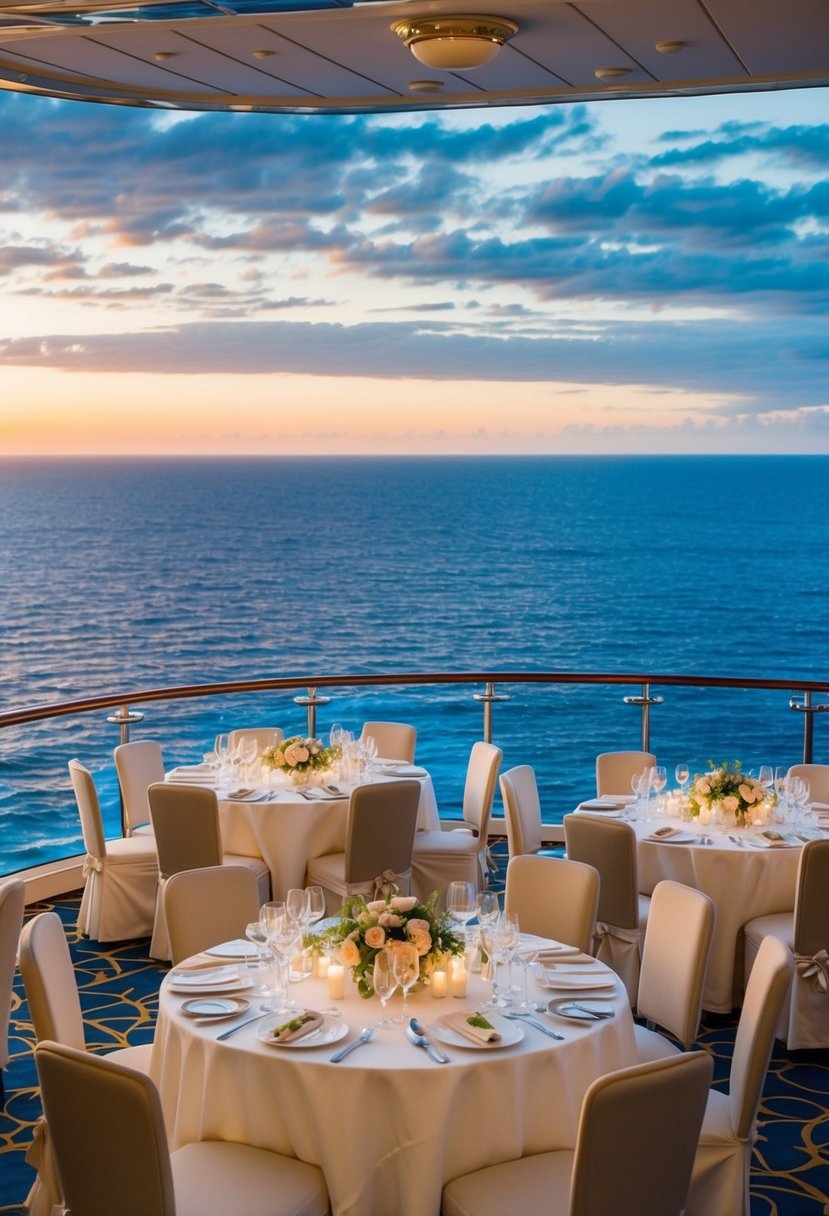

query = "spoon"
406;1019;449;1064
330;1027;374;1063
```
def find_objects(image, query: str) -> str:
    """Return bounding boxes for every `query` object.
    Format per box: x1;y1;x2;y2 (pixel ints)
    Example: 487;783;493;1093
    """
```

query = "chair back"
504;855;599;952
637;880;715;1048
793;838;829;957
114;740;165;834
36;1040;173;1216
500;766;543;857
226;727;285;752
787;763;829;805
359;722;417;764
164;866;260;964
0;878;25;1070
729;935;794;1140
344;781;421;884
461;741;503;839
596;751;656;798
148;783;223;878
19;912;86;1050
68;759;107;859
570;1051;713;1216
563;814;638;931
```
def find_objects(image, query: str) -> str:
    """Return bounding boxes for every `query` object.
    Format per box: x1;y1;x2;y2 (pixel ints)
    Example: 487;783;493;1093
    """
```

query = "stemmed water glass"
446;881;476;941
480;917;510;1009
286;888;312;979
475;890;500;925
260;901;300;1013
651;765;667;812
391;942;419;1024
371;948;398;1027
675;763;689;793
245;920;270;994
306;885;326;928
516;943;539;1010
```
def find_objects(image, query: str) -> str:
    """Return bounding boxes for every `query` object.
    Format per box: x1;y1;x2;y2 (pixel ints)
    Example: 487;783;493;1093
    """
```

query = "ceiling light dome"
392;15;519;71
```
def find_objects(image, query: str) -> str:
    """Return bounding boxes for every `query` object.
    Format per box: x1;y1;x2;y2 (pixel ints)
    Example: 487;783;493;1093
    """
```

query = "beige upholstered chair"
411;741;502;902
504;855;599;953
306;781;421;915
787;763;829;805
148;783;270;960
69;759;158;942
634;880;715;1061
0;878;24;1097
114;740;165;837
442;1050;713;1216
164;866;261;965
35;1040;329;1216
499;766;559;860
686;936;794;1216
358;721;417;763
595;751;656;798
563;813;650;1002
743;837;829;1049
226;727;285;752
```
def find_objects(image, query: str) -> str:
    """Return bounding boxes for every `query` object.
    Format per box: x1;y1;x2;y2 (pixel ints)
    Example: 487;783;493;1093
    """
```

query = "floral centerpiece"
687;760;772;827
308;892;464;997
261;735;340;783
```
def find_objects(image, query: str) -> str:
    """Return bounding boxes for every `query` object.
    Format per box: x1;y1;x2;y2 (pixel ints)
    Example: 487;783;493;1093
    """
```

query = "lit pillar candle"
314;953;330;979
327;962;345;1000
431;968;448;998
451;956;468;998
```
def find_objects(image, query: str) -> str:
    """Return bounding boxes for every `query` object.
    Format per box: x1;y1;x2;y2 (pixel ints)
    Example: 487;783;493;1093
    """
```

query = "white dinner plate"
180;996;251;1019
527;940;581;960
168;966;252;994
224;787;266;802
547;998;616;1022
205;939;258;959
377;763;428;777
256;1015;347;1048
578;800;625;812
431;1012;523;1050
534;969;617;992
646;828;692;843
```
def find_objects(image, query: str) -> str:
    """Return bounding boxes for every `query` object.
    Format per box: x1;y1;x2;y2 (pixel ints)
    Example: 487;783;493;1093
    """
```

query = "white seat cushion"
633;1023;682;1062
442;1149;574;1216
171;1140;328;1216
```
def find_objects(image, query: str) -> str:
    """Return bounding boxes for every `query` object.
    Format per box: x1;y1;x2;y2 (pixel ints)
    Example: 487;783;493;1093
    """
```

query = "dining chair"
504;855;599;953
685;935;794;1216
358;721;417;763
633;880;715;1061
35;1039;329;1216
499;765;560;861
411;741;502;903
226;727;285;752
786;762;829;805
743;837;829;1049
563;813;650;1003
0;877;25;1100
306;780;421;915
595;751;656;798
164;866;260;964
147;782;270;960
69;759;158;942
441;1049;713;1216
114;739;165;837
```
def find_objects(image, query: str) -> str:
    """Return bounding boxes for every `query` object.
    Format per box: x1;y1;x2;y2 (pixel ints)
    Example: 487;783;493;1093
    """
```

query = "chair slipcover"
35;1040;329;1216
786;763;829;805
226;727;285;751
359;721;417;763
306;781;421;914
500;765;559;860
148;783;271;960
563;813;650;1003
595;750;656;798
686;936;794;1216
634;880;715;1061
411;741;502;902
114;739;165;836
743;837;829;1049
164;866;261;965
504;855;599;953
69;759;158;942
0;878;24;1080
442;1050;713;1216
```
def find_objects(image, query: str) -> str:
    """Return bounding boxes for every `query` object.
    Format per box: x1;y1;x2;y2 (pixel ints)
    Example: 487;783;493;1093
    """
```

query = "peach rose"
410;930;432;956
739;783;756;803
379;912;403;928
365;926;386;949
340;938;361;967
722;795;739;814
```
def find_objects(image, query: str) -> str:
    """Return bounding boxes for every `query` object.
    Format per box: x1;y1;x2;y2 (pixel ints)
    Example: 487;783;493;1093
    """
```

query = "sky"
1;83;828;456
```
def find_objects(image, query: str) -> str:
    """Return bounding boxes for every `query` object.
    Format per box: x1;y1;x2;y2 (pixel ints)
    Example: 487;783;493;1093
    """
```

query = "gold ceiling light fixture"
153;51;176;61
655;40;689;54
391;15;518;71
594;66;632;80
253;49;275;59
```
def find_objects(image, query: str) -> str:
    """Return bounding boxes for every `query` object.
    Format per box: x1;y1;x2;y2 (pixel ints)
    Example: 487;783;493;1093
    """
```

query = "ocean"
2;454;828;875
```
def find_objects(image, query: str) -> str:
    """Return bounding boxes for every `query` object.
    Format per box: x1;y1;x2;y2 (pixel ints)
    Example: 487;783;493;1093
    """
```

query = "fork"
728;834;745;848
502;1011;564;1040
330;1026;374;1063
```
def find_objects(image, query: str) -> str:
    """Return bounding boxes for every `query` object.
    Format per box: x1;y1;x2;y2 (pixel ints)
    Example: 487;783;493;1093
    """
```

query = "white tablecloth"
151;953;635;1216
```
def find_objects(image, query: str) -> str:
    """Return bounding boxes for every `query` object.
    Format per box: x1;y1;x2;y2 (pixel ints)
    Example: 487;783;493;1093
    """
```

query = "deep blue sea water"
2;455;829;876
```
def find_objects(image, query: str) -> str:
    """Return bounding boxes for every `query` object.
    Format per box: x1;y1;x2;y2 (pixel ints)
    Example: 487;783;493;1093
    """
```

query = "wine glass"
675;763;689;792
286;887;311;928
479;918;510;1009
214;733;230;779
516;944;539;1010
502;910;521;1000
446;881;476;940
391;942;419;1024
305;886;326;927
259;901;297;1012
245;920;269;994
758;765;773;792
475;890;500;926
371;948;398;1027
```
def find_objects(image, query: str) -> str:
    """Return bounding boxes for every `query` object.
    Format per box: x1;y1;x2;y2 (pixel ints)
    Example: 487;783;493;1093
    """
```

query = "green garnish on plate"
273;1012;314;1037
467;1014;494;1030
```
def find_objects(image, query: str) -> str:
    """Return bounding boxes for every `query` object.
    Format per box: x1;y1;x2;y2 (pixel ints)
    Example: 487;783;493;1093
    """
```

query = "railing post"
789;690;829;762
293;686;330;738
107;704;145;836
472;681;510;743
622;682;664;753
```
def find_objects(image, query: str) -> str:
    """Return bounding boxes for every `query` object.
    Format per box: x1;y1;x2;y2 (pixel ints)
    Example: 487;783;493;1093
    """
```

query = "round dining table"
150;948;636;1216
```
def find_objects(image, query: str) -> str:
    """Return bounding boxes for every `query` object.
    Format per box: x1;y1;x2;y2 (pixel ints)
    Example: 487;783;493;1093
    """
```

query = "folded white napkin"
169;966;242;987
445;1012;501;1044
167;766;216;785
265;1011;323;1044
646;826;684;841
579;800;624;811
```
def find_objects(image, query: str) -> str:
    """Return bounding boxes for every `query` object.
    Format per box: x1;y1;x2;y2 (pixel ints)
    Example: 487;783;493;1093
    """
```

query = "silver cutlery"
728;835;745;847
216;1009;270;1040
502;1011;564;1040
330;1027;374;1063
563;1003;615;1020
406;1018;449;1063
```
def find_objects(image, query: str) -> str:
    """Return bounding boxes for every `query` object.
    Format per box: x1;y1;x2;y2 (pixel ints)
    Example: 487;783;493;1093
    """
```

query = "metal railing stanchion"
106;704;145;836
293;686;330;739
789;690;829;763
622;682;663;753
472;681;510;743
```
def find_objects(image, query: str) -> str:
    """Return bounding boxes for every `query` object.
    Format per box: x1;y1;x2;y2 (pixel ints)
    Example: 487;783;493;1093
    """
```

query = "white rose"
366;900;388;913
696;778;711;796
390;896;418;913
379;912;403;928
410;930;432;956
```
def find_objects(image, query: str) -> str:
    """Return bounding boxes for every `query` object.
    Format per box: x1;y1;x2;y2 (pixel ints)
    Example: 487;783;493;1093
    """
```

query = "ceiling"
0;0;827;113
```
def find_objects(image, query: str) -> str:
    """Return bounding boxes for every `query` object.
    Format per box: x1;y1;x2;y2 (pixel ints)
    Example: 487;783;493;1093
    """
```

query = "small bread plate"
257;1014;347;1049
431;1012;523;1050
180;996;251;1020
205;939;258;959
534;969;617;992
225;787;266;802
646;827;692;843
547;998;616;1022
168;966;252;994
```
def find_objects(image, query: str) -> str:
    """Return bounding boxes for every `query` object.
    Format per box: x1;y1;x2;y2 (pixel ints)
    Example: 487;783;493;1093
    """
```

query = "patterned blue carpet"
2;857;828;1213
